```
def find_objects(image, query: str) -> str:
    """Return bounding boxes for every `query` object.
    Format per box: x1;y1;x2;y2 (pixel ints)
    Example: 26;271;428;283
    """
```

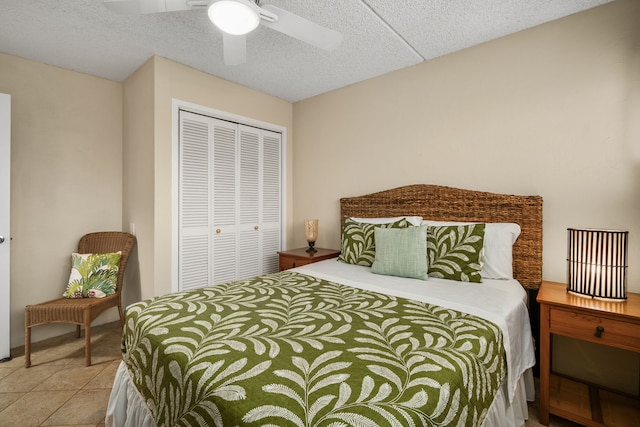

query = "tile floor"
0;322;122;427
0;321;580;427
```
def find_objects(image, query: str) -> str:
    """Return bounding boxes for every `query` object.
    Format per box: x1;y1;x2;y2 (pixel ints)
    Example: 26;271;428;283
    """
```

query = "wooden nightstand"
537;281;640;426
277;247;340;271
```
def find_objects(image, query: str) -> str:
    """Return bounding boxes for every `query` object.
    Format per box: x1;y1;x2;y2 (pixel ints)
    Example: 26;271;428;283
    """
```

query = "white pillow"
421;220;521;279
350;216;423;227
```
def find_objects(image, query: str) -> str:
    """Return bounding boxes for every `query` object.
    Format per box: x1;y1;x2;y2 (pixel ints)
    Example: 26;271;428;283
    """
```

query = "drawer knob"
595;325;605;338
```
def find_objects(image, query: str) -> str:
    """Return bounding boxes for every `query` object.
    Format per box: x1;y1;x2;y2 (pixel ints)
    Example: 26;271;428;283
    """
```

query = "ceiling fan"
104;0;343;65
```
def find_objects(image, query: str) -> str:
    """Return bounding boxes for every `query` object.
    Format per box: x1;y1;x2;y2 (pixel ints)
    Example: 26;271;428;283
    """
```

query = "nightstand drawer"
277;248;341;272
550;307;640;352
279;256;313;271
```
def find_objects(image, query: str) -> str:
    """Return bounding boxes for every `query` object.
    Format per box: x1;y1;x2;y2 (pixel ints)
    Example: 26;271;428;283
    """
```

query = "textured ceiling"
0;0;612;102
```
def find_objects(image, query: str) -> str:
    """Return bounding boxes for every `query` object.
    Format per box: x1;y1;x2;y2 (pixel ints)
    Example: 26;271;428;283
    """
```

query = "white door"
259;130;281;274
177;110;282;291
0;94;10;360
178;112;213;291
211;119;238;284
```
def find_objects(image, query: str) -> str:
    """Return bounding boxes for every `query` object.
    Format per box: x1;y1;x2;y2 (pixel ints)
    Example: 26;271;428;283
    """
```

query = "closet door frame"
171;99;287;293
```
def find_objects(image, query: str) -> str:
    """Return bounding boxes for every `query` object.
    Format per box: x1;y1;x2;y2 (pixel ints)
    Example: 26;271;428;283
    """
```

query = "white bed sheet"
106;260;537;427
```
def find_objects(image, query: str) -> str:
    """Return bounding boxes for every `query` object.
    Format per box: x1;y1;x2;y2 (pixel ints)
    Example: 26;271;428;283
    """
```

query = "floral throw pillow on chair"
62;252;121;298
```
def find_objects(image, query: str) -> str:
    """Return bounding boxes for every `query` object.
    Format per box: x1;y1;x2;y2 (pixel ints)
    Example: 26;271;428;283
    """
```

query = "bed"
106;184;543;427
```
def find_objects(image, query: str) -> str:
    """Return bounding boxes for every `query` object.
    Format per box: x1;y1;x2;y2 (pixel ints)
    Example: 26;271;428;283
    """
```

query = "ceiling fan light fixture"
208;0;261;35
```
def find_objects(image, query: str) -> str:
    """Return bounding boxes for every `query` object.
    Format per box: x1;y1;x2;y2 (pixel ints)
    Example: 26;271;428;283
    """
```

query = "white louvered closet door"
238;126;260;279
211;120;239;284
179;112;212;290
261;130;282;274
178;111;282;291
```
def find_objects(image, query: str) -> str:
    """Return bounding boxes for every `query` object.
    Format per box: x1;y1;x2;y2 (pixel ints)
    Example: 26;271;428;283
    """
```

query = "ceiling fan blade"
260;4;342;51
103;0;201;14
223;33;247;65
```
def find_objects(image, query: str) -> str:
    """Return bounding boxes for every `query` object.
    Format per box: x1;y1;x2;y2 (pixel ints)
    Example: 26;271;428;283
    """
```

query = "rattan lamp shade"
567;228;628;300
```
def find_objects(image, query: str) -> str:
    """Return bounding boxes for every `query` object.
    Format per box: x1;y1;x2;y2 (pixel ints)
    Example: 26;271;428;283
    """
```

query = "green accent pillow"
337;217;410;266
371;225;428;280
62;252;121;298
427;224;485;283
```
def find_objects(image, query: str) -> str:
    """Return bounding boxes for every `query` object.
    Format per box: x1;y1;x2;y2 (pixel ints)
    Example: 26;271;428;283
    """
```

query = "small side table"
277;247;340;271
537;280;640;426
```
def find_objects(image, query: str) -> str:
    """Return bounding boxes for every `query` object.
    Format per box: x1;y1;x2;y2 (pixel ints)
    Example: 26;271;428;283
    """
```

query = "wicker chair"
25;231;136;367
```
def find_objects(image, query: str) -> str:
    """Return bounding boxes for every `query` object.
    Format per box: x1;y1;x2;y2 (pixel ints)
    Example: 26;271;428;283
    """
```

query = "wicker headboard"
340;184;543;290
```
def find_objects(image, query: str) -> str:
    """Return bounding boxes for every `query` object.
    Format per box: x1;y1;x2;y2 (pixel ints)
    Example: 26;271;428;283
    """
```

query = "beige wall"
0;53;123;348
124;56;294;298
293;0;640;289
122;59;155;307
292;0;640;393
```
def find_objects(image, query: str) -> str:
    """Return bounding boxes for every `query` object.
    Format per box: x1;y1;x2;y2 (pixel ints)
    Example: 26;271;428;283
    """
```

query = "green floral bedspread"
122;271;505;427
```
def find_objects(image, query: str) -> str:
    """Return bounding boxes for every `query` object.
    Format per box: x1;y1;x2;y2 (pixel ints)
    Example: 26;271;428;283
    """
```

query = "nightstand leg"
539;304;551;425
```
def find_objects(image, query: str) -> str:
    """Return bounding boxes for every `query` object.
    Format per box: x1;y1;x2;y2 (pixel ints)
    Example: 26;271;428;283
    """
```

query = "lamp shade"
208;0;260;35
305;219;318;242
567;228;628;300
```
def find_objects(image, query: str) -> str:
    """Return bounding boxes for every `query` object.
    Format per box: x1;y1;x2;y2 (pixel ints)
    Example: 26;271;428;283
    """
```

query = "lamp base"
567;289;627;302
306;241;317;253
